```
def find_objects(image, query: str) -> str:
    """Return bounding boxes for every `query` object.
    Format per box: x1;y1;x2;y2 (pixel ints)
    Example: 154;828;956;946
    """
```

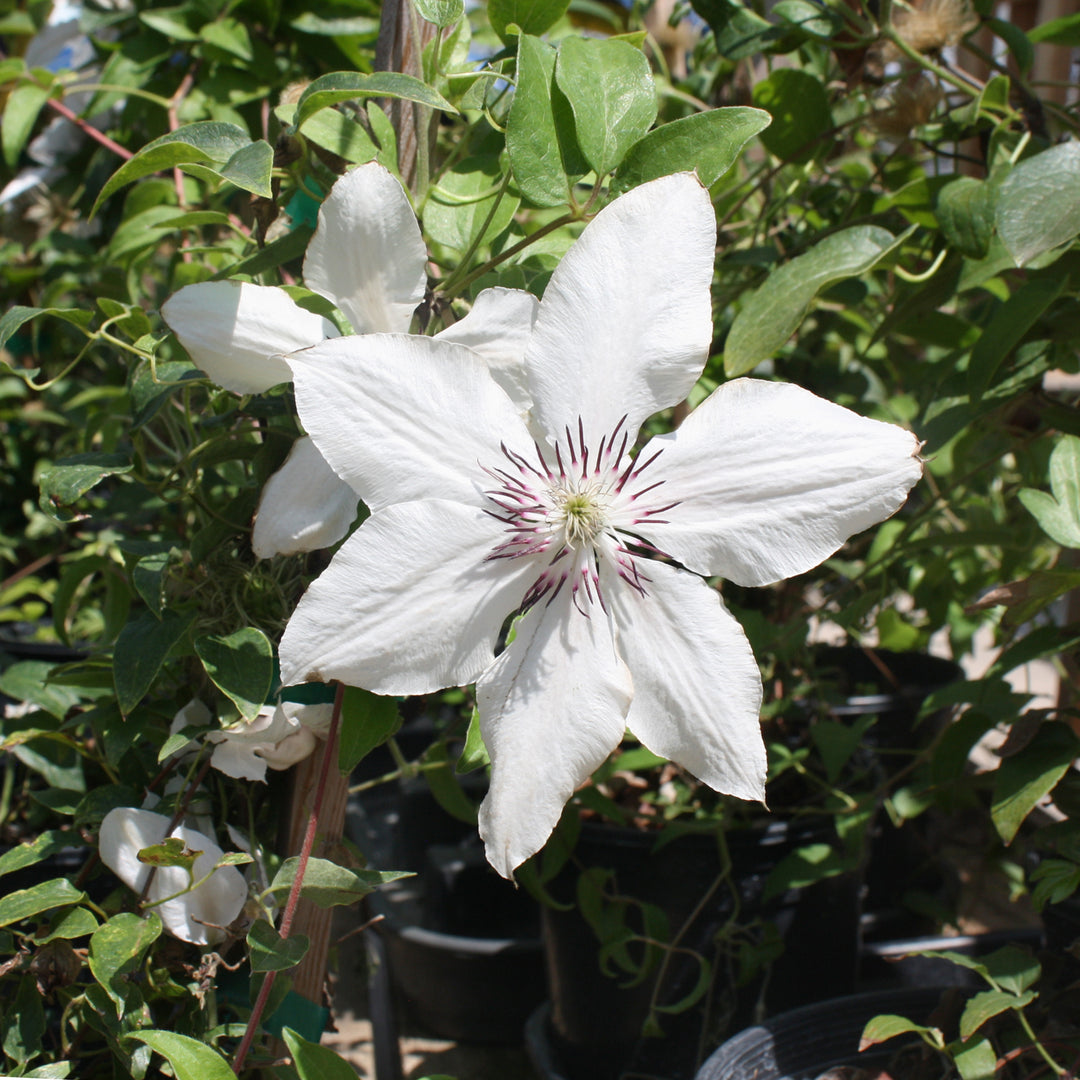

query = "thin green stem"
1017;1008;1067;1077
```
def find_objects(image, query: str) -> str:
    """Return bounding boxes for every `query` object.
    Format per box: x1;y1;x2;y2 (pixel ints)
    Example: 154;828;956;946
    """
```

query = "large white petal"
477;588;633;879
251;436;358;558
525;173;715;444
640;379;924;586
288;335;533;513
304;161;428;334
605;559;766;803
98;808;247;946
279;499;538;694
434;287;540;414
161;281;334;394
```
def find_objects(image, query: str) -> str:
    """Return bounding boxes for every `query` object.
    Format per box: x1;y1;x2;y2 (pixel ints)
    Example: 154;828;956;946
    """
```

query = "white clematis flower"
277;172;924;879
99;807;247;946
207;701;331;781
160;161;539;558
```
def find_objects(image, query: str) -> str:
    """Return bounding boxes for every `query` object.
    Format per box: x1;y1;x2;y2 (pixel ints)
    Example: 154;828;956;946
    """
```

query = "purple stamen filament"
482;417;678;614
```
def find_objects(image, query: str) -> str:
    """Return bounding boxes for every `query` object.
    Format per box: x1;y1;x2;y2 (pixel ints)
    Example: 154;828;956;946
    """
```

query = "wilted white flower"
99;807;247;946
207;701;332;781
277;173;923;878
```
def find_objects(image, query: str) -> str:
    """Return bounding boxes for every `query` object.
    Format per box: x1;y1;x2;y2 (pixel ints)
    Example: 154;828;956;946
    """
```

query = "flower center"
482;417;677;614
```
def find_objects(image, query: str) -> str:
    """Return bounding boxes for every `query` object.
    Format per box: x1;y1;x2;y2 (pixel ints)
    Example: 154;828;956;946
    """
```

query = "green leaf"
200;17;254;62
34;905;99;943
195;627;275;721
247;920;310;972
422;740;478;823
996;142;1080;267
691;0;787;58
113;611;195;715
489;0;571;42
0;830;69;879
611;106;770;194
0;878;86;928
456;707;490;773
125;1031;236;1080
762;842;849;900
860;1014;944;1051
936;176;994;259
338;687;400;774
506;34;585;207
137;837;198;871
209;225;312;281
1018;435;1080;547
725;225;904;375
295;107;378;165
0;305;92;354
268;857;412;908
960;988;1037;1040
214;139;274;198
295;72;456;128
967;274;1066;399
751;68;831;163
2;79;51;168
425;157;520;251
554;36;657;177
2;977;46;1066
38;452;132;512
953;1036;999;1080
992;721;1080;844
92;123;261;213
986;17;1032;74
414;0;465;26
290;11;380;34
1028;10;1080;43
772;0;843;37
283;1027;360;1080
0;660;80;719
89;912;162;1018
981;945;1041;994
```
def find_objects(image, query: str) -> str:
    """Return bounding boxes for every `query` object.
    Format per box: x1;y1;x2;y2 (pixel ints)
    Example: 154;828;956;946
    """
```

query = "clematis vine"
161;161;538;557
277;172;924;879
99;807;248;945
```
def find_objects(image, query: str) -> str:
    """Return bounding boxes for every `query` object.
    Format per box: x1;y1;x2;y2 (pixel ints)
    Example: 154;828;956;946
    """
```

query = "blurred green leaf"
414;0;465;26
936;176;994;259
489;0;571;42
283;1027;359;1080
2;976;46;1065
1018;435;1080;547
752;68;830;162
2;79;51;169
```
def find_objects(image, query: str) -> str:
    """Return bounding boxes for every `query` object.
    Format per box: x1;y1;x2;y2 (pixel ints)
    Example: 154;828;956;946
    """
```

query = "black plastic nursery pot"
345;779;546;1045
693;986;952;1080
538;815;860;1080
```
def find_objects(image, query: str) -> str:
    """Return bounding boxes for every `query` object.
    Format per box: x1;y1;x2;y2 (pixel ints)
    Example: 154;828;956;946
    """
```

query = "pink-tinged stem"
45;97;132;160
231;682;345;1075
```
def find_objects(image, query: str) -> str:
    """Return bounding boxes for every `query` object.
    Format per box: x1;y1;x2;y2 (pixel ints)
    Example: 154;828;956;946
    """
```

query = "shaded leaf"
960;988;1037;1041
936;176;994;259
2;977;46;1066
114;611;195;715
125;1031;235;1080
860;1014;944;1051
752;68;830;162
1018;435;1080;548
725;226;905;375
268;857;411;908
992;721;1080;844
338;687;400;774
195;627;274;722
248;920;310;972
38;452;132;511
